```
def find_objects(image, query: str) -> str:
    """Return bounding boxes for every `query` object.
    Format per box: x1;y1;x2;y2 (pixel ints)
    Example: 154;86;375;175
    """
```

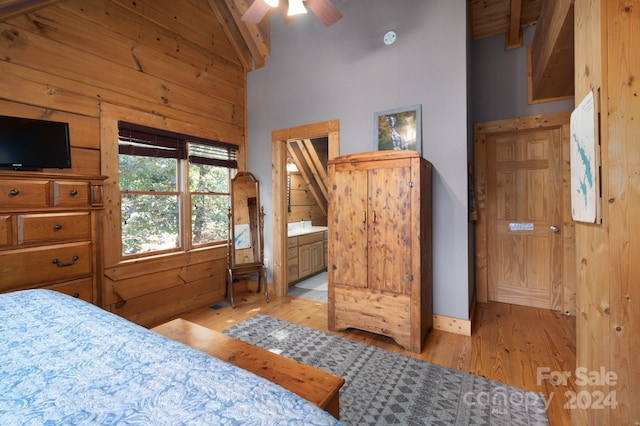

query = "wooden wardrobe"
327;151;432;353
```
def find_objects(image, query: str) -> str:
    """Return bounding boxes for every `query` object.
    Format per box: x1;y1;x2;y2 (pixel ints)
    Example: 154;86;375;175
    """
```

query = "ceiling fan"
241;0;343;27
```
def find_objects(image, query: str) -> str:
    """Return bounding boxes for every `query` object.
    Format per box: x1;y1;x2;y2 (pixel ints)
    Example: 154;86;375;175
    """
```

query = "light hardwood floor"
163;290;576;426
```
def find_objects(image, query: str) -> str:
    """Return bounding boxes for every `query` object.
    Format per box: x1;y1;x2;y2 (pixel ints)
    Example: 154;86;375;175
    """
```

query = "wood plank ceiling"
470;0;543;47
0;0;574;100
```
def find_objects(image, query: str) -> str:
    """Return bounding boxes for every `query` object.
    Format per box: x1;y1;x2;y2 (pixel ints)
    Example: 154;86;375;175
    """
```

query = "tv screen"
0;115;71;170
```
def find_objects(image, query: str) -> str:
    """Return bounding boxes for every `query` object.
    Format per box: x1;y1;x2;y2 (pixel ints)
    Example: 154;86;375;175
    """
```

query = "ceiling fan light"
264;0;279;7
288;0;307;16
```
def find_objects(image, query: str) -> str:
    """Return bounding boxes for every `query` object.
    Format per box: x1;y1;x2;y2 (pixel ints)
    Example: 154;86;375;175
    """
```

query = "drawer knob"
54;224;63;231
69;189;78;196
52;255;79;268
72;293;80;298
9;189;19;197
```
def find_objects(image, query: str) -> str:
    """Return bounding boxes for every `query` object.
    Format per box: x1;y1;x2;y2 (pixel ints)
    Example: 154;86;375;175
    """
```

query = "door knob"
550;225;559;233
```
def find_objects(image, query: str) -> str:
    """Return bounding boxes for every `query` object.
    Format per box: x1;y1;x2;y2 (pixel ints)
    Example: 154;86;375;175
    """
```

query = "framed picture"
374;104;422;154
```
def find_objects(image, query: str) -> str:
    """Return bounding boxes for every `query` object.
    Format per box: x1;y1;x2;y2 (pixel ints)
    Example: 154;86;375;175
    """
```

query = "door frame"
271;120;340;297
474;111;576;314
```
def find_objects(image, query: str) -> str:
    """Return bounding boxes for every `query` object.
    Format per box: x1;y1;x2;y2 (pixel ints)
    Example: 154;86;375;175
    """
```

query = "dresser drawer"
17;212;91;245
44;277;93;304
0;241;92;291
53;181;91;207
0;215;11;247
0;180;50;208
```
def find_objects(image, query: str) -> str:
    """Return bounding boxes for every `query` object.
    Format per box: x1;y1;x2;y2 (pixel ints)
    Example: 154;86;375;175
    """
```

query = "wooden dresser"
327;151;432;353
0;172;105;304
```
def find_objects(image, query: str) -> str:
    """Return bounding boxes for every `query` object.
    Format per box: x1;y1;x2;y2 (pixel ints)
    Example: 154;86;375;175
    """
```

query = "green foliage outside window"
119;155;176;192
191;195;228;244
120;155;179;256
119;151;231;257
189;162;230;245
121;193;180;255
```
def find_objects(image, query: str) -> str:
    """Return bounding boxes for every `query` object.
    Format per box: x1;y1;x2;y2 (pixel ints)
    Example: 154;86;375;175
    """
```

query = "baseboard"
432;314;472;336
432;293;477;336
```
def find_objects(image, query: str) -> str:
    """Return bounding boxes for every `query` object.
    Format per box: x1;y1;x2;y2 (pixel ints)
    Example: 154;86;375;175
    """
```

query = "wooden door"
367;163;412;295
487;128;563;309
327;166;368;288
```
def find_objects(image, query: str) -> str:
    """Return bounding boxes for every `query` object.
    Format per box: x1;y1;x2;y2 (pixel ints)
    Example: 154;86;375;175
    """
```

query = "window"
118;122;238;257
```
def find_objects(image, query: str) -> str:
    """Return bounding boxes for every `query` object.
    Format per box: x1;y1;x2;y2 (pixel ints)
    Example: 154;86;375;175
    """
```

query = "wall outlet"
264;258;269;268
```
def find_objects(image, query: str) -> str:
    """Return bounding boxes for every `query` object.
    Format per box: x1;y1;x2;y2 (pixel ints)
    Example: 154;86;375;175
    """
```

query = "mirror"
226;172;269;308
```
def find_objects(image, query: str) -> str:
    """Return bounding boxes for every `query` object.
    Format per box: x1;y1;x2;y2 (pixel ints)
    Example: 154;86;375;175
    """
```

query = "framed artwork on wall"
374;104;422;154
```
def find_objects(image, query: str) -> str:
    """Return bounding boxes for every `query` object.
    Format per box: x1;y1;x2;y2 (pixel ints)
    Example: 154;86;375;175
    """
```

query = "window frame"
186;161;235;249
117;121;238;260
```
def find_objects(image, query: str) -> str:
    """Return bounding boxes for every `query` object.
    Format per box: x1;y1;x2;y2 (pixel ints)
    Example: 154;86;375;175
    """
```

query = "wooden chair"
226;172;269;308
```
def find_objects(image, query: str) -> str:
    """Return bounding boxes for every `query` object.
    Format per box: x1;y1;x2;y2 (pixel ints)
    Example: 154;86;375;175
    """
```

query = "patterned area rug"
224;315;549;426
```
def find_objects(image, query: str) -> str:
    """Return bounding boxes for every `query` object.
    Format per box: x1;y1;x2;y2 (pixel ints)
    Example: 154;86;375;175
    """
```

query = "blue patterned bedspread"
0;290;339;425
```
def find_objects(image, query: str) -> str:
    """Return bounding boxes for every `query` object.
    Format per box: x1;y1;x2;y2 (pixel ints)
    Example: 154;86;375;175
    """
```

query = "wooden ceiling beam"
470;0;543;41
225;0;270;69
287;141;327;216
300;138;328;200
207;0;252;71
505;0;523;50
529;0;574;102
0;0;63;21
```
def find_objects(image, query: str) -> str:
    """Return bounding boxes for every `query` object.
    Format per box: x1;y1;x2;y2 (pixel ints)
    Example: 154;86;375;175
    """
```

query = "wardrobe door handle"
362;211;367;223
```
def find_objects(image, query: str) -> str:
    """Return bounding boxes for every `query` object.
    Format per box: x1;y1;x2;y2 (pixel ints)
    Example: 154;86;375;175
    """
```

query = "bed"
0;289;340;425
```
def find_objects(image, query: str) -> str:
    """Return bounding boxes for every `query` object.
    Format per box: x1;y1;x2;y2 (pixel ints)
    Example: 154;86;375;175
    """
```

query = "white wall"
470;26;574;123
247;0;471;320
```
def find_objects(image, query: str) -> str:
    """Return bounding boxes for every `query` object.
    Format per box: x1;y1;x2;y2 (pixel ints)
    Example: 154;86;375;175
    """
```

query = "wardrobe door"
367;163;413;295
328;167;368;288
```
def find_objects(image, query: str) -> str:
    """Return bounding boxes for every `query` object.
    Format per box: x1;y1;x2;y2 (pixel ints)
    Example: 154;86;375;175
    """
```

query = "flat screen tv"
0;115;71;170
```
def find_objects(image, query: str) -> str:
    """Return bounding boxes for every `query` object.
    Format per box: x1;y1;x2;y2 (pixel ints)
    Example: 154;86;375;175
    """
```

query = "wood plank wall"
574;0;639;424
288;173;327;226
0;0;248;327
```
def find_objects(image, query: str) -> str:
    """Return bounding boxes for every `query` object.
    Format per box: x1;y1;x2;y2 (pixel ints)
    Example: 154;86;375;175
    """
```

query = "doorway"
271;120;340;298
474;112;576;314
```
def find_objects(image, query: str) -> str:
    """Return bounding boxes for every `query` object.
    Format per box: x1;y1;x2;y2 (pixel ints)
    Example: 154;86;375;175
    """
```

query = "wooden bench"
152;318;344;419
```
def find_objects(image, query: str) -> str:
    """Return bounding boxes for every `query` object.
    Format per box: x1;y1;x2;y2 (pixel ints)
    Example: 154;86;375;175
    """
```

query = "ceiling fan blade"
241;0;271;23
305;0;343;27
